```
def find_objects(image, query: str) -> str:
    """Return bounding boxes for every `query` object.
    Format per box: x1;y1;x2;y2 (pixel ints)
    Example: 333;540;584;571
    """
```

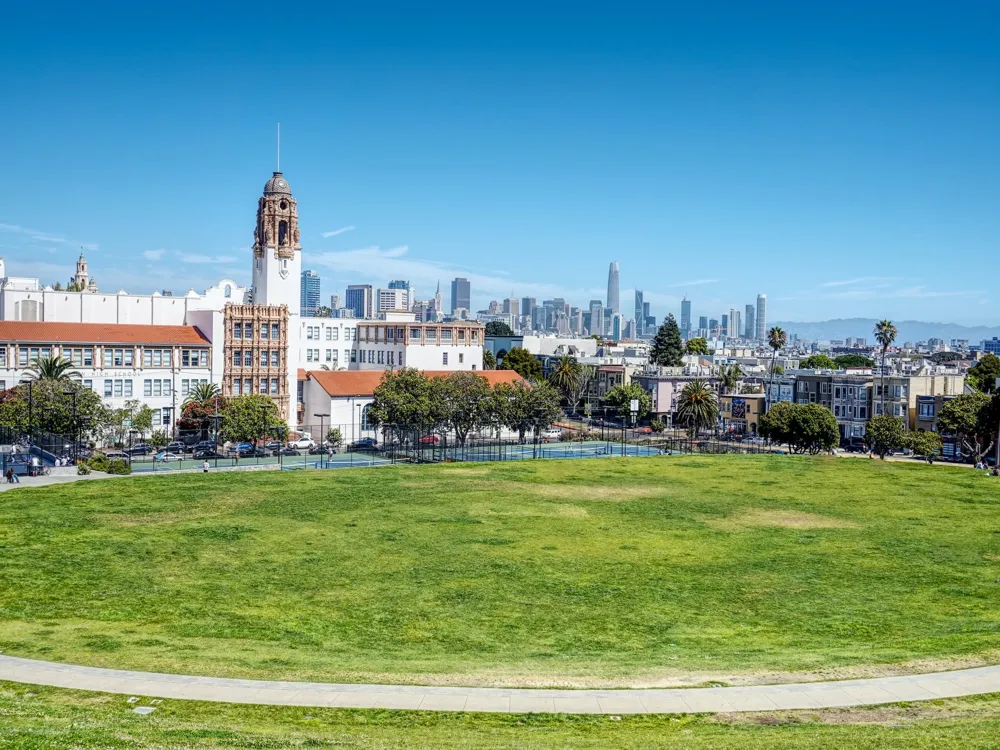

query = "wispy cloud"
177;253;240;265
669;279;719;287
142;249;166;261
322;225;355;238
0;222;99;251
825;285;981;301
820;276;900;288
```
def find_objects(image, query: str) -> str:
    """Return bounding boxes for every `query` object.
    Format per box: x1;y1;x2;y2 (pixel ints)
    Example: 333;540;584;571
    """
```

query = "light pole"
63;389;78;461
314;412;329;468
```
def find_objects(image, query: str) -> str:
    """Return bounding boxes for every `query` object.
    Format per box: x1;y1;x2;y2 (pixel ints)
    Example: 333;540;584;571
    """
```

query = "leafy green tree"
937;393;997;464
149;430;169;450
759;401;795;446
184;381;221;407
760;402;838;454
834;354;875;369
314;306;333;318
0;380;106;440
433;372;494;446
874;320;898;413
684;337;710;356
484;321;514;337
563;364;595;416
650;314;684;367
864;414;906;458
493;380;561;443
799;354;836;370
178;382;223;437
716;363;743;395
548;355;582;406
773;364;784;375
967;353;1000;395
327;427;343;448
499;347;543;380
368;368;435;441
218;394;283;445
26;355;79;382
906;430;943;459
132;404;155;438
676;379;718;437
482;349;497;370
604;383;651;423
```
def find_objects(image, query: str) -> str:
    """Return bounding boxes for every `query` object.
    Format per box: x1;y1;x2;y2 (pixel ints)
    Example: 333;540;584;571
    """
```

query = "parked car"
275;447;301;456
193;449;224;460
193;440;218;453
540;428;563;442
155;452;184;462
417;434;440;445
349;437;378;451
264;441;284;452
126;444;151;456
308;444;335;455
101;451;130;461
165;441;187;454
238;447;270;458
288;437;315;450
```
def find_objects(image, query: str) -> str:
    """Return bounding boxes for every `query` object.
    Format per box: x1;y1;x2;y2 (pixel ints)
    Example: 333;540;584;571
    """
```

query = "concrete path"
2;655;998;714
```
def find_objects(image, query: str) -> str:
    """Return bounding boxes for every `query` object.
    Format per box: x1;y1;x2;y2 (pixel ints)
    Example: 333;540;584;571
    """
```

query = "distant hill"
773;319;1000;343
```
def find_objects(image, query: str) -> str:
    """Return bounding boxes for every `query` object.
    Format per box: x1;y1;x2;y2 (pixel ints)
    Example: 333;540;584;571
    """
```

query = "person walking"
5;468;12;484
202;460;210;474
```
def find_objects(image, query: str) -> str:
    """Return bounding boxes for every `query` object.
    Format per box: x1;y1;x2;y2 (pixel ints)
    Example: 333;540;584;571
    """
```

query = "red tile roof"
305;369;526;397
0;321;210;345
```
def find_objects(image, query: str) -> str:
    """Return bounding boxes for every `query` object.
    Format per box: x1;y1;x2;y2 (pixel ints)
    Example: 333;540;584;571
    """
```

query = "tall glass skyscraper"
450;277;470;313
606;261;620;314
680;297;692;336
756;294;767;340
300;269;321;317
345;284;373;319
745;303;756;339
633;289;644;336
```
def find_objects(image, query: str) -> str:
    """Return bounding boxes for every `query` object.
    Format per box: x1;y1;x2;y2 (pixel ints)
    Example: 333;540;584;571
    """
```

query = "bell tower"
251;170;302;313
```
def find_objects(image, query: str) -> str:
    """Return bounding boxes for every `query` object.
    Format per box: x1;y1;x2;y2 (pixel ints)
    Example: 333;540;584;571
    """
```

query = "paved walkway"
2;656;998;714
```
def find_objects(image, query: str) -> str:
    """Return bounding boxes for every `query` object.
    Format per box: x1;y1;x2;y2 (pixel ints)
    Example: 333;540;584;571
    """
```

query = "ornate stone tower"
251;171;302;314
71;253;95;291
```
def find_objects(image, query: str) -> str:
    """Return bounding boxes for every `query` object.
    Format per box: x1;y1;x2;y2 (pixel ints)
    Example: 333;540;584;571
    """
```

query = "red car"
417;435;440;445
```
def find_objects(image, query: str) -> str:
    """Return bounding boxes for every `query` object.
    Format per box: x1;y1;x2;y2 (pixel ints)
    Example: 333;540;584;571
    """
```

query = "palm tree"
677;379;719;438
717;363;743;395
182;381;221;407
766;326;787;412
26;355;79;382
873;320;898;416
547;355;582;412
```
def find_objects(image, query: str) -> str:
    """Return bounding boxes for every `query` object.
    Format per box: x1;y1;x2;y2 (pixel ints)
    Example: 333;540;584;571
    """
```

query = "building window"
260;379;268;394
350;349;357;363
182;350;190;367
104;380;113;397
84;348;93;367
124;380;133;397
388;350;394;366
144;380;152;397
124;350;134;367
919;403;935;418
859;406;867;419
103;349;113;367
441;329;453;342
330;328;339;341
377;350;384;365
409;327;421;339
270;378;279;395
244;379;252;394
368;350;374;363
181;379;189;396
233;323;242;339
426;329;437;342
325;327;333;340
244;351;253;367
233;351;241;367
442;352;449;365
260;351;268;367
83;379;92;391
325;349;333;362
244;323;253;339
270;351;279;367
361;404;372;430
161;408;172;426
458;329;466;342
271;323;280;339
113;380;123;397
234;379;242;395
260;324;269;340
153;380;162;397
199;351;207;367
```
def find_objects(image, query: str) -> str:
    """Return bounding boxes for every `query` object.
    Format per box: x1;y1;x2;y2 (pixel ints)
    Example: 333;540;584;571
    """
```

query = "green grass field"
5;682;1000;749
1;456;999;687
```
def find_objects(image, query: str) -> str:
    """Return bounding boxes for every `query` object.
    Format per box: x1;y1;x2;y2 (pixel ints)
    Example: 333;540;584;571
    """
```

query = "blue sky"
2;1;998;324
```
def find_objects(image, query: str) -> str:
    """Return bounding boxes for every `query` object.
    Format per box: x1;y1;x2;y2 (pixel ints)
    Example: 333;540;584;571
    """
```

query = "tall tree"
766;326;787;412
650;315;684;367
178;382;224;438
873;320;898;414
967;353;1000;395
218;394;283;445
937;392;997;464
547;355;582;406
26;355;79;382
482;349;497;370
563;364;595;416
676;379;718;437
484;321;514;337
368;367;435;441
499;347;543;380
494;380;561;443
864;414;906;459
684;337;710;356
760;402;838;454
433;372;494;446
604;383;651;423
716;363;743;395
834;354;875;369
0;380;106;440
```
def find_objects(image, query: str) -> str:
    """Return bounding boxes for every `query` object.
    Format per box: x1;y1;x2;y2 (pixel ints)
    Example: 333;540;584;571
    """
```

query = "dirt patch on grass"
471;503;589;519
95;491;269;527
708;509;859;531
438;467;491;477
526;483;662;502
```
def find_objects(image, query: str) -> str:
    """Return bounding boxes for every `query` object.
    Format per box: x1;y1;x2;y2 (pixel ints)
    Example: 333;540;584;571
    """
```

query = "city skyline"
2;5;998;325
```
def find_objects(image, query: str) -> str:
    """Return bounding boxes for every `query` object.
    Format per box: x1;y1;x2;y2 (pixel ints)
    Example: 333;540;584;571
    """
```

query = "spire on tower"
276;121;281;172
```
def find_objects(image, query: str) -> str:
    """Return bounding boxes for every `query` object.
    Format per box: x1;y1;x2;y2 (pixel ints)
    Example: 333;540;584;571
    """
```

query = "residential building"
756;294;767;340
831;374;872;441
300;270;321;316
451;278;471;314
874;374;965;428
345;285;373;319
915;394;962;459
720;393;766;435
606;262;620;314
680;298;691;337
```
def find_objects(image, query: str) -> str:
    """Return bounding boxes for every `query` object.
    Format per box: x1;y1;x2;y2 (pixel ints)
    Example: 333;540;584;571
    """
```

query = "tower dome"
264;171;292;196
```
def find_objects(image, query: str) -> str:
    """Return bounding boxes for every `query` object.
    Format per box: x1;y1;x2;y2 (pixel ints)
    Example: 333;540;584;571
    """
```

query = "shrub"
650;418;666;433
88;454;109;473
76;462;91;475
106;458;132;475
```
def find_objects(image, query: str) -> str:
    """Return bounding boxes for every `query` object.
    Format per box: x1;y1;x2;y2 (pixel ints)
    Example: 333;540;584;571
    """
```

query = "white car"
540;428;564;442
156;452;184;462
288;437;315;450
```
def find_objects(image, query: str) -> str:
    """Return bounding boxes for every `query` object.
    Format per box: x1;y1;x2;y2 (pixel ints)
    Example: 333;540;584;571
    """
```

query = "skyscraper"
521;297;536;323
721;314;729;338
503;297;519;316
606;262;620;314
451;277;470;313
698;316;708;330
589;300;604;337
756;294;767;340
634;289;644;337
728;308;741;340
387;279;411;310
744;304;756;340
680;297;692;336
300;269;321;317
345;284;373;319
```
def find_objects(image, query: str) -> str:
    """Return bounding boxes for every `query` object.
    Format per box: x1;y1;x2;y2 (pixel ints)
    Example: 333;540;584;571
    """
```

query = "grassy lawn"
1;455;999;686
5;682;1000;749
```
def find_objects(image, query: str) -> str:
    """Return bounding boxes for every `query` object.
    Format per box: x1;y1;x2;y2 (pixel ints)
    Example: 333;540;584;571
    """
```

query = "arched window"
361;404;373;430
278;220;288;245
224;284;232;298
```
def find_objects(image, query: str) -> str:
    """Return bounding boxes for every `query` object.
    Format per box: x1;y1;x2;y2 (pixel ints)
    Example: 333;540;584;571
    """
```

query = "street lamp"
313;412;329;469
63;389;78;461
